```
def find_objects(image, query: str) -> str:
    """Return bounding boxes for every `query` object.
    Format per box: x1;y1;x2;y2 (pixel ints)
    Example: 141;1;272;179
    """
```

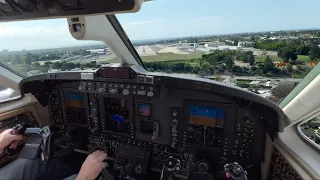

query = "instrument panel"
20;64;284;179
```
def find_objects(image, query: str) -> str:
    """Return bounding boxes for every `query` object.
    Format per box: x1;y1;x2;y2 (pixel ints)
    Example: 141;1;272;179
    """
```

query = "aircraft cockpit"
1;1;320;180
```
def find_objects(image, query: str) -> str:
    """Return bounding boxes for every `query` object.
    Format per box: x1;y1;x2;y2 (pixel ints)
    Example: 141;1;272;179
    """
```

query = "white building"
238;41;253;47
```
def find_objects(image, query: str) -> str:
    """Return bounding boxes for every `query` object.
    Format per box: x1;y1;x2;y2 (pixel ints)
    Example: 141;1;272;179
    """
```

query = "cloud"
125;19;164;26
0;22;95;50
0;23;67;38
189;16;220;22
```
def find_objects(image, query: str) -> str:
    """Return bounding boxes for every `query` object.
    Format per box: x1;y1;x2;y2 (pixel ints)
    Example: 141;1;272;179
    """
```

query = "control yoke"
160;156;181;180
224;162;248;180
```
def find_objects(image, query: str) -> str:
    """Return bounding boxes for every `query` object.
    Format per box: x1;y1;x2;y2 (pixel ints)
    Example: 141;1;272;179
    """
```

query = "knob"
110;88;118;94
122;89;130;95
78;86;86;91
98;88;106;93
152;132;159;140
134;164;143;174
147;91;154;97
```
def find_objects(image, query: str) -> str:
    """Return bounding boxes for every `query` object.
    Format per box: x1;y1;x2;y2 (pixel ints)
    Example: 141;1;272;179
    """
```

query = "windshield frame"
106;15;147;69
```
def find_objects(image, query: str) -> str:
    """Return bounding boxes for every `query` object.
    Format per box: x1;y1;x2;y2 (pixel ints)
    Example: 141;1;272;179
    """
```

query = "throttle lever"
160;156;181;180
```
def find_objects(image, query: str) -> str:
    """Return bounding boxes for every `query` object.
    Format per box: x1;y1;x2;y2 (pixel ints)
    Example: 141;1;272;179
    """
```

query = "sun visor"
0;0;147;22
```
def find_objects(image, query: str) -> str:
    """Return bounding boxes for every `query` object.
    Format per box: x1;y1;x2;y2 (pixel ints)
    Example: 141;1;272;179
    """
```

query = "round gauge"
58;0;78;9
13;0;35;12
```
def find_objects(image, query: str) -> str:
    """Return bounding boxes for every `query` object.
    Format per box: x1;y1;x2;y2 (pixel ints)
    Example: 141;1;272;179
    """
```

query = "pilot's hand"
0;129;26;154
77;150;108;180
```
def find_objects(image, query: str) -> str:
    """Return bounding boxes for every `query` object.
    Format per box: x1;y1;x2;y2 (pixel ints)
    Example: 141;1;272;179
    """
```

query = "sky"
1;0;320;50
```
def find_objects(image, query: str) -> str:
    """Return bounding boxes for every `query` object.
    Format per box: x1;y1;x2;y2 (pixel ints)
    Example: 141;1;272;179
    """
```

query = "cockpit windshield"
117;0;320;104
0;18;121;76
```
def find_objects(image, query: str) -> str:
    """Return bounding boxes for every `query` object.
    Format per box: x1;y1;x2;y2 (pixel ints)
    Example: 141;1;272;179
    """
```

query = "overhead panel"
0;0;144;22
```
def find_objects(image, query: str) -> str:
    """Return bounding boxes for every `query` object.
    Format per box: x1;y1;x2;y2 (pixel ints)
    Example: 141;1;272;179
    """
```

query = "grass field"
255;55;319;63
236;80;251;85
255;55;283;63
297;55;311;62
141;53;203;62
296;55;320;62
99;53;203;64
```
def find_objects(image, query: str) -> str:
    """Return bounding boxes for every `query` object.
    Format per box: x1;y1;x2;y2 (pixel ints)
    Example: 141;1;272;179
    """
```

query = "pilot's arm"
0;129;26;167
75;150;108;180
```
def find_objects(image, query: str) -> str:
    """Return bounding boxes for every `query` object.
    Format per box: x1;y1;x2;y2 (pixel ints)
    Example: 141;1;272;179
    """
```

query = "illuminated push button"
147;91;154;97
78;86;86;91
122;89;130;95
137;90;146;95
110;88;118;94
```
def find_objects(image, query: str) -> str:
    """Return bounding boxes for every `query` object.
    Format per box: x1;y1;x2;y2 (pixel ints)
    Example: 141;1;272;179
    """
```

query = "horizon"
1;27;319;52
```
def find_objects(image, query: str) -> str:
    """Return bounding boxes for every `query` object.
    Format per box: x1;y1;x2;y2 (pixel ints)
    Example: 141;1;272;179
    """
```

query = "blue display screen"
64;92;84;108
189;106;225;128
111;114;125;123
138;104;151;117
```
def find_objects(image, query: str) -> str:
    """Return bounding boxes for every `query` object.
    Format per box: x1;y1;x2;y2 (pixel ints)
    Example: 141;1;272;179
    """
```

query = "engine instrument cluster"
20;64;283;180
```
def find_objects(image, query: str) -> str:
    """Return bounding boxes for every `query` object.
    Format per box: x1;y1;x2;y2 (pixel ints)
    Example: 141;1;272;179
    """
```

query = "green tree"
25;54;33;65
297;45;310;55
234;40;239;46
89;61;97;68
44;61;52;66
26;53;33;61
32;55;40;62
52;62;63;69
32;62;41;70
11;54;24;64
61;63;76;71
193;65;201;74
75;63;81;68
309;45;320;60
224;56;234;71
262;55;275;74
278;47;298;62
248;54;255;65
40;66;49;73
